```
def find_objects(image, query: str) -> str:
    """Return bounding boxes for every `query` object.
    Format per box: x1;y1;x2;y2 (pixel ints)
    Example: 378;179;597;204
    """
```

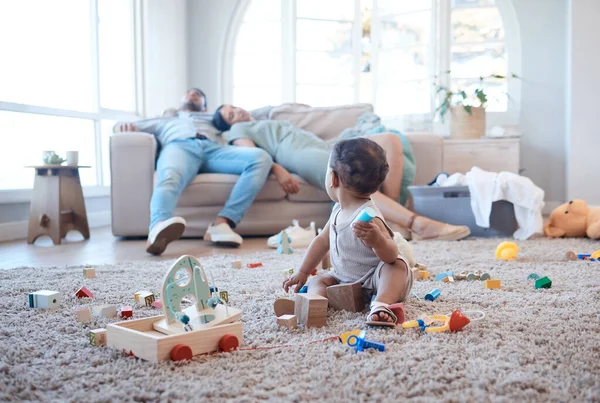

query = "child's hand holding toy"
352;221;384;249
283;271;309;293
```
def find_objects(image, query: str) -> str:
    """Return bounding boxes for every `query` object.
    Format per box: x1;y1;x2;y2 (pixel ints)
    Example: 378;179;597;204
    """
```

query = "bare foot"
370;312;394;323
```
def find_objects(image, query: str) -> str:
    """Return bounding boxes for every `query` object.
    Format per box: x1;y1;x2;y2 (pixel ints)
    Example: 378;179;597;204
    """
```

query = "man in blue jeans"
114;88;273;255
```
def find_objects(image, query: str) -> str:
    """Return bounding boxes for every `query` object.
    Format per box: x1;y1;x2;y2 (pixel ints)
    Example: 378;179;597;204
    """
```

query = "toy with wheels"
106;255;243;362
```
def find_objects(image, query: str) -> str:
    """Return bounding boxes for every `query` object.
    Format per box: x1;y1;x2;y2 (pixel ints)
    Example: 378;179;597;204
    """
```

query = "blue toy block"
435;272;453;282
298;285;308;293
424;288;440;301
347;330;385;352
353;207;377;223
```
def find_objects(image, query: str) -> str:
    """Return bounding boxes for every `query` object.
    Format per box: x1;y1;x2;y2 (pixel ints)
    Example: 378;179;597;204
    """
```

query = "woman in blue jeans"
213;105;470;241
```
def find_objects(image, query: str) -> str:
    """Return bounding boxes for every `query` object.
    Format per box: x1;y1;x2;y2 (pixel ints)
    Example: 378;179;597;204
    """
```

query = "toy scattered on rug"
402;309;484;333
75;286;94;299
528;273;552;289
83;268;96;278
247;262;263;268
544;199;600;239
103;255;243;362
565;250;600;261
276;230;293;254
347;330;385;352
424;288;440;301
28;290;60;309
134;291;155;306
495;241;519;260
484;279;501;289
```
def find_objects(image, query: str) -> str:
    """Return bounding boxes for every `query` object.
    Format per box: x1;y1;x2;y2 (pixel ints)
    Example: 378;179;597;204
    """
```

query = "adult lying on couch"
213;104;471;241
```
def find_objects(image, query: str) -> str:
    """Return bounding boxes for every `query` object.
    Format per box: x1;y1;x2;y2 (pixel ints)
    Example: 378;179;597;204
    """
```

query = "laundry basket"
408;185;518;238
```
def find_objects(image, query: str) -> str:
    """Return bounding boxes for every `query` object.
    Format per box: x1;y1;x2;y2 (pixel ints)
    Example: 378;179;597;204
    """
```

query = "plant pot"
450;106;486;139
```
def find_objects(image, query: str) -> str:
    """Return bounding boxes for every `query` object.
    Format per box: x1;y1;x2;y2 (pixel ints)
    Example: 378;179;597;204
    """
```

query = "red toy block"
74;286;94;299
389;303;405;324
151;300;163;309
120;306;133;319
310;268;318;276
247;262;263;268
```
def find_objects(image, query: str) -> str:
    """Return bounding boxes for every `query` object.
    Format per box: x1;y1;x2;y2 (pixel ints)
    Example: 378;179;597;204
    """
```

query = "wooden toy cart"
106;255;243;362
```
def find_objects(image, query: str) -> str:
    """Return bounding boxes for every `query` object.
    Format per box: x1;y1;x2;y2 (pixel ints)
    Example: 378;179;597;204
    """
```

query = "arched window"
227;0;519;131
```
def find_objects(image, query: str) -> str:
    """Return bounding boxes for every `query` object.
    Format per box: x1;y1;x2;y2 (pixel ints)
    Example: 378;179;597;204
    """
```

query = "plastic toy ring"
347;335;359;347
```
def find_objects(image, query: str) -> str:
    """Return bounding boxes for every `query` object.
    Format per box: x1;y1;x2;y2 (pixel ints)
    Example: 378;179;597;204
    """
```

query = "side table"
26;165;91;245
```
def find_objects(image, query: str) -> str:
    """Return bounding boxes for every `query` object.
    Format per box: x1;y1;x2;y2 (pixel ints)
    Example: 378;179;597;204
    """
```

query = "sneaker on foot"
204;223;243;247
146;217;186;255
267;220;316;249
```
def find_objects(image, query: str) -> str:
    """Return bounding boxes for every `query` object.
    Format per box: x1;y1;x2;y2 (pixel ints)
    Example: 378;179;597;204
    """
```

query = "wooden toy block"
219;291;229;303
282;268;294;278
83;268;96;278
294;294;328;328
89;329;107;347
92;304;117;318
28;290;61;309
75;286;94;299
76;307;92;323
277;314;297;330
120;306;133;319
151;300;163;309
485;279;501;289
435;272;453;282
276;230;293;254
442;276;454;283
535;276;552;289
326;282;364;312
134;291;155;306
231;260;242;269
417;270;429;280
415;263;427;270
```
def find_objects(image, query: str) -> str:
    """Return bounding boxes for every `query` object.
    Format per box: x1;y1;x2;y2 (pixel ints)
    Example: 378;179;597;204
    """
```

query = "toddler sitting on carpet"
283;138;414;326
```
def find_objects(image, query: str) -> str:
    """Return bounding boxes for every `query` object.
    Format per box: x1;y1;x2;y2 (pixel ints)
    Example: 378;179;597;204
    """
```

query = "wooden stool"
26;165;90;245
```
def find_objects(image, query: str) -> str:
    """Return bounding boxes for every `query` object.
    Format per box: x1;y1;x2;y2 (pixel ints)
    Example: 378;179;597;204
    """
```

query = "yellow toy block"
417;270;429;280
485;279;501;289
281;268;294;278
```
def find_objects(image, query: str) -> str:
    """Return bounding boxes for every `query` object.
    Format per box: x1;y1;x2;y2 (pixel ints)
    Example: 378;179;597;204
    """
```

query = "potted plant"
434;71;519;139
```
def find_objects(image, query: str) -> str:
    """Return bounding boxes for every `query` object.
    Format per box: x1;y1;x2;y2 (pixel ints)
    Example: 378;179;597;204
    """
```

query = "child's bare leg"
307;273;339;298
371;259;409;323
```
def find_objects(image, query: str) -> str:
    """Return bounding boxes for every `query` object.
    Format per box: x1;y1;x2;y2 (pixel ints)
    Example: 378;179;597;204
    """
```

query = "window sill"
0;186;110;205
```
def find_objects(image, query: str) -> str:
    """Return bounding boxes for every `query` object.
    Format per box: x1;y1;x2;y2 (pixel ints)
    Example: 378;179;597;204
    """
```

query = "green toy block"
535;276;552;289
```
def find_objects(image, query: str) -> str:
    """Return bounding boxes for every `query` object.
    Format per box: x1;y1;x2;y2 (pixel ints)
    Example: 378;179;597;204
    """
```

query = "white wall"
143;0;189;117
566;0;600;204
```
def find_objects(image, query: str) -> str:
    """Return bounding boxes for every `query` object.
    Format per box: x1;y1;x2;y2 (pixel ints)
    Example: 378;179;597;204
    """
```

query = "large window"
0;0;139;193
229;0;517;131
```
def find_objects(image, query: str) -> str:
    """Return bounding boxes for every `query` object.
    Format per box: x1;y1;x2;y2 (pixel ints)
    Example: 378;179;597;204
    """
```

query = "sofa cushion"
168;173;330;207
270;103;373;141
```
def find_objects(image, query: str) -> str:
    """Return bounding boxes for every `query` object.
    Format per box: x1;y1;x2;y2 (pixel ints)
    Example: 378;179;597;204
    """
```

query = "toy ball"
495;241;519;260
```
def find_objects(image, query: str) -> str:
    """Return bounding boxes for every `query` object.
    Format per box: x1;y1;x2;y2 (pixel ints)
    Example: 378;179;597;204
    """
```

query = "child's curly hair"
330;138;389;195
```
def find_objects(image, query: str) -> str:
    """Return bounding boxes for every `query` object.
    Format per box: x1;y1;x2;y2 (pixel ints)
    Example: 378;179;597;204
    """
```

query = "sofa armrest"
405;133;444;186
110;132;156;236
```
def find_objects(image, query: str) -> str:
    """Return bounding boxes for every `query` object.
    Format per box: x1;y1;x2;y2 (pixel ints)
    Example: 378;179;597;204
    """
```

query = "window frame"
0;0;144;204
224;0;521;134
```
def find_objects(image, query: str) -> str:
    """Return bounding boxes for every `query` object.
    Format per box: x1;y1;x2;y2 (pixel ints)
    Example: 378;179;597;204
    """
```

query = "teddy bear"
544;199;600;239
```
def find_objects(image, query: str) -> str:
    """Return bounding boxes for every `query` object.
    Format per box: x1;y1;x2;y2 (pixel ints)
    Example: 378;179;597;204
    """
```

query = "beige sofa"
110;104;443;237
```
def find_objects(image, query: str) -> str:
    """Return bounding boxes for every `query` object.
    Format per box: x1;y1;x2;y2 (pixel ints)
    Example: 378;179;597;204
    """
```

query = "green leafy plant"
434;71;520;123
43;152;66;165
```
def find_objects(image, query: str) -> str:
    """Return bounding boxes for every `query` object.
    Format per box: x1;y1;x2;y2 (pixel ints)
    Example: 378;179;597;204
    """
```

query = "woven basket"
450;106;486;139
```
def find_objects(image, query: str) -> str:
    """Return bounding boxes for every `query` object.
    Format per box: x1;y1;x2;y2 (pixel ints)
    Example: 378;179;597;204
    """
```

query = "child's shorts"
331;256;414;302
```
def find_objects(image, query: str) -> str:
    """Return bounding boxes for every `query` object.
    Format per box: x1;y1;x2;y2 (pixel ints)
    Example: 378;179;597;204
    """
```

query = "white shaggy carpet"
1;237;600;402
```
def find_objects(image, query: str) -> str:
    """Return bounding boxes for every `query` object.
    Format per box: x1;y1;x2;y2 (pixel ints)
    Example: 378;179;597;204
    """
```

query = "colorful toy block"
414;263;427;271
151;300;163;309
134;291;155;306
76;307;92;323
298;285;308;293
89;329;107;347
294;294;328;328
231;260;242;269
92;305;117;318
276;230;293;254
485;279;501;289
417;270;429;280
75;286;94;299
282;268;294;278
276;314;297;330
219;290;229;303
120;306;133;319
247;262;263;268
424;289;440;301
535;276;552;289
389;302;406;324
28;290;60;309
435;272;453;282
442;276;454;283
83;268;96;278
326;282;364;312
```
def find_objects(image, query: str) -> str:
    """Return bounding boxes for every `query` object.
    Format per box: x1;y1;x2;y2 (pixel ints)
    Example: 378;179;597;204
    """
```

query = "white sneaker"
267;220;316;249
146;217;186;255
204;223;243;247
